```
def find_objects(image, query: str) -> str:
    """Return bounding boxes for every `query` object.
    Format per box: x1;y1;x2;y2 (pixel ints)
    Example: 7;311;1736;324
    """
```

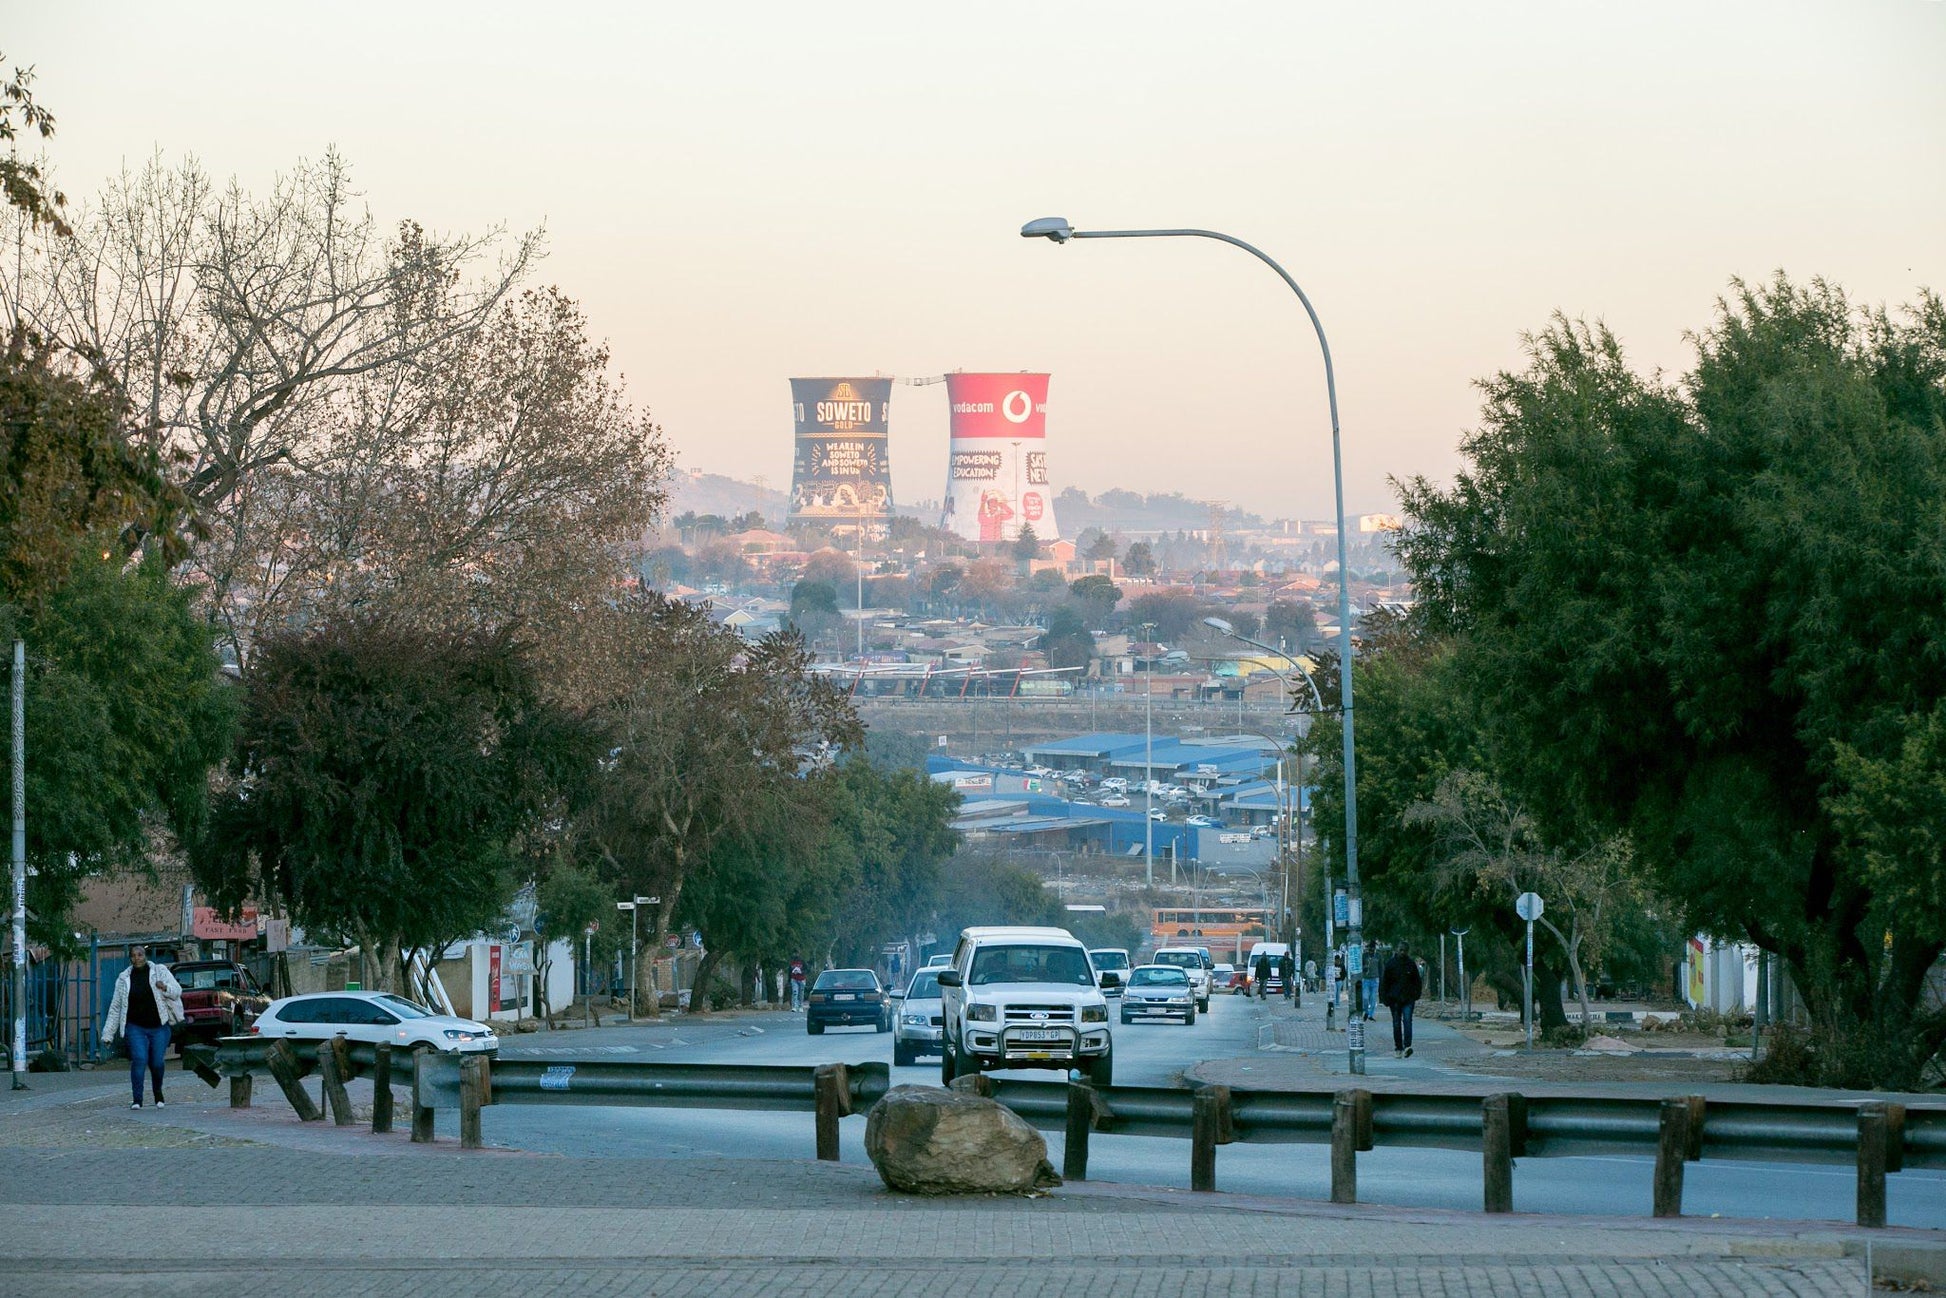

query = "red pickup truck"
170;961;272;1049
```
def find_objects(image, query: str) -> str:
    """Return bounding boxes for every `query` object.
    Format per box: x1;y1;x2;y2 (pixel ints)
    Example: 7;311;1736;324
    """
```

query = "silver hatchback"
893;969;945;1067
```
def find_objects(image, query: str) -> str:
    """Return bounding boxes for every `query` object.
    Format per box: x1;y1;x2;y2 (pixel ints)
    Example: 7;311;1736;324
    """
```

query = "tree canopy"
1394;277;1946;1085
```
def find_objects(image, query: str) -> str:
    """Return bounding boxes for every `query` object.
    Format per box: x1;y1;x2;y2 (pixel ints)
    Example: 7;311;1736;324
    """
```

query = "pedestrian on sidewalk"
101;945;185;1110
1379;941;1423;1058
1324;954;1340;1030
1304;957;1317;994
1278;950;1296;1005
1361;940;1380;1021
788;955;807;1011
1251;950;1271;1000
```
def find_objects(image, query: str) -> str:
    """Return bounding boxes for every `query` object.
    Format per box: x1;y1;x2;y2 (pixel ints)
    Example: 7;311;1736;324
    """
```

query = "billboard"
939;372;1059;544
788;377;895;529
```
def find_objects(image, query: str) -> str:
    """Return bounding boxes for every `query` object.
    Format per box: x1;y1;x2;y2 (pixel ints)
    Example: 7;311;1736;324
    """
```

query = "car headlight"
443;1029;479;1040
1172;995;1191;1004
966;1004;996;1022
902;1014;928;1026
1080;1006;1107;1023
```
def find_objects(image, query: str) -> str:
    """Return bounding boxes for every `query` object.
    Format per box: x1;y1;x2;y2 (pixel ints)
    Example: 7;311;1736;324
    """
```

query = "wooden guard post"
321;1036;355;1126
813;1063;849;1162
1482;1094;1514;1214
1063;1079;1096;1181
228;1073;252;1110
1331;1091;1359;1204
410;1047;436;1144
1857;1102;1889;1229
1653;1097;1688;1217
265;1040;322;1122
1190;1085;1231;1192
371;1043;394;1134
459;1054;486;1150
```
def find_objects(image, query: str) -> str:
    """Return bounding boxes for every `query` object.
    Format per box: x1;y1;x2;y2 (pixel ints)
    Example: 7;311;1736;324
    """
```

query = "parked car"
1120;965;1197;1024
170;960;273;1049
1100;795;1131;808
1149;808;1168;821
1185;815;1219;827
1088;948;1131;997
806;968;891;1035
1100;777;1129;792
252;991;497;1054
893;969;945;1066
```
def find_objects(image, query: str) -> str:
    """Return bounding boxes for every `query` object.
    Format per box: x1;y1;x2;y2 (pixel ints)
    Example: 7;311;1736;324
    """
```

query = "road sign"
1333;890;1348;925
1516;892;1545;922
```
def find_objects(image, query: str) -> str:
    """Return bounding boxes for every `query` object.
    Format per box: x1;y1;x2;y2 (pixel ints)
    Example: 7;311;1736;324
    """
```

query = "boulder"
864;1084;1061;1195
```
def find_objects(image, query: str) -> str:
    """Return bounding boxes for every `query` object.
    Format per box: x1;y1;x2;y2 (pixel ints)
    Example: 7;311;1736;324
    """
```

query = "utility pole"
11;639;27;1088
1142;623;1155;888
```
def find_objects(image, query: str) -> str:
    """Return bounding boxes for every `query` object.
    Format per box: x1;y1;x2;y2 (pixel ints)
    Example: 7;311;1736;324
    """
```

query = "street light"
1201;616;1326;714
615;895;661;1021
1024;218;1367;1072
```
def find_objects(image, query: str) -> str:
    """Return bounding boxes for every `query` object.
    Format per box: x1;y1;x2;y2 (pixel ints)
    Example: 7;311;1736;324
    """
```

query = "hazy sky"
13;3;1945;519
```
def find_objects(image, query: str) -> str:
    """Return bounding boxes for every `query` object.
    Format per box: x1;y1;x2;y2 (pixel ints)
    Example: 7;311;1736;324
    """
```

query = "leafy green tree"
198;621;590;992
1264;598;1318;651
1012;523;1041;562
1;548;233;952
1395;277;1946;1085
1122;540;1156;577
1068;574;1122;627
1;54;68;235
818;759;961;967
790;579;839;619
1038;605;1095;672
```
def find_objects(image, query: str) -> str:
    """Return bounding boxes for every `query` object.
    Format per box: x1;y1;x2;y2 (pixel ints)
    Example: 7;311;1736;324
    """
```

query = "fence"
0;944;129;1068
186;1038;1939;1229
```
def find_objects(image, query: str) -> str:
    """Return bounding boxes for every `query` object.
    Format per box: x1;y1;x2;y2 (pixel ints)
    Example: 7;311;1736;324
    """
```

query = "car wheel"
954;1041;979;1082
894;1041;914;1067
1185;1006;1197;1026
940;1037;956;1086
1120;1010;1132;1025
1086;1044;1113;1087
1199;997;1210;1013
876;1013;890;1034
807;1019;824;1035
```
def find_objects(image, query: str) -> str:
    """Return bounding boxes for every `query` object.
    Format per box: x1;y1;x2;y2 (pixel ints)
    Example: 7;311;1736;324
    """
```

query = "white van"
1245;942;1292;994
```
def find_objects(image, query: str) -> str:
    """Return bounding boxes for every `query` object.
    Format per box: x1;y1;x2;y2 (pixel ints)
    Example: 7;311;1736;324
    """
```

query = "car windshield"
1089;951;1129;971
376;994;433;1019
1131;968;1190;987
176;967;243;991
969;944;1095;987
904;972;940;999
1154;952;1200;969
814;970;878;990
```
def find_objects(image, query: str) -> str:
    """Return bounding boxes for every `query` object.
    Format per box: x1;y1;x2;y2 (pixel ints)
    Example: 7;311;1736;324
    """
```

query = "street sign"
1333;889;1348;925
1516;892;1545;922
1514;894;1542;1049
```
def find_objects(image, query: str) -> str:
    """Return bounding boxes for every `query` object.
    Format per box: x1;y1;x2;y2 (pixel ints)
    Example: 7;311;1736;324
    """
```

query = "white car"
893;969;945;1067
938;926;1115;1085
1101;777;1129;792
1120;965;1197;1024
1088;947;1131;997
924;954;953;969
253;991;498;1054
1185;815;1219;827
1150;947;1213;1012
1100;795;1131;808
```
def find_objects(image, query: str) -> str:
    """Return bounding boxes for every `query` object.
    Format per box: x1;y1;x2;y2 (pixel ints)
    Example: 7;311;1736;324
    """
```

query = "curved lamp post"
1022;218;1366;1072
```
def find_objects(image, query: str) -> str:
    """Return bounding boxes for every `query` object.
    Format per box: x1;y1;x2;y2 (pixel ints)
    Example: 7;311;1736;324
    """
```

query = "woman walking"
102;946;185;1109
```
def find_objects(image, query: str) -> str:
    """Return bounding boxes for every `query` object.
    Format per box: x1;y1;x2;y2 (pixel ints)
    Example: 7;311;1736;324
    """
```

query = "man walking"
1251;949;1271;1000
788;955;807;1011
1361;940;1380;1022
1278;949;1297;1006
1324;952;1340;1030
1379;941;1424;1058
101;945;185;1110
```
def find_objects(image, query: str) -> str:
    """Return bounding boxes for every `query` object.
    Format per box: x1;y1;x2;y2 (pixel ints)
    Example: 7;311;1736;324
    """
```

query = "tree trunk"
1538;916;1592;1026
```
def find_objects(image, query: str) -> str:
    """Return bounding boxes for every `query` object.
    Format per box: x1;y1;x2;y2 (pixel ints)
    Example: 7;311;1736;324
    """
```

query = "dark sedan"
806;969;891;1035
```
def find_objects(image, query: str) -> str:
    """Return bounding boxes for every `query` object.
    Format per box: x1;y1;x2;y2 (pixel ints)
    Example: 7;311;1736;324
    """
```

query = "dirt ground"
1443;1016;1753;1085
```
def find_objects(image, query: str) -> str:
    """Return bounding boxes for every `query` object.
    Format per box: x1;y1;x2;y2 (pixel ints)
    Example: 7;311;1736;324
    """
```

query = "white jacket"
102;963;186;1041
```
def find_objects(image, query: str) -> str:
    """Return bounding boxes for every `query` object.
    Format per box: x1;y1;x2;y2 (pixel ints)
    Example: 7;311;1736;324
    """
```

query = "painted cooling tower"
787;377;895;531
939;372;1058;545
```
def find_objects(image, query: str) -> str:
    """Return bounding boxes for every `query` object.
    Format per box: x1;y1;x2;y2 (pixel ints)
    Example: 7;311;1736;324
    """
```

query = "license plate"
1022;1050;1053;1060
834;994;856;1001
1013;1028;1065;1042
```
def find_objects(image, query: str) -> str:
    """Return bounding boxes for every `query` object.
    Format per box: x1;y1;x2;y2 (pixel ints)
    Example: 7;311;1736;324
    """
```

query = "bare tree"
1405;769;1639;1026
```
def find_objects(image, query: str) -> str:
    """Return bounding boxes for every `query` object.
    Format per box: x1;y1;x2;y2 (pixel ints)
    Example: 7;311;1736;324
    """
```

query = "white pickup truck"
938;926;1116;1086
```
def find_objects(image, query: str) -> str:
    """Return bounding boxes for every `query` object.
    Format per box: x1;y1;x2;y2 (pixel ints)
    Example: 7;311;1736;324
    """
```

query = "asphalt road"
484;996;1946;1229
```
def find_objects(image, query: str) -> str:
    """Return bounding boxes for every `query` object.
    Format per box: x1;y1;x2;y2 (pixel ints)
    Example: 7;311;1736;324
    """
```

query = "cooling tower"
938;372;1058;545
787;377;894;534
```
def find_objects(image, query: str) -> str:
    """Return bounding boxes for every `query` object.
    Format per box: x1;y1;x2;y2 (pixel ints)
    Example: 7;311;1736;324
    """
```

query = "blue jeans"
1390;1001;1414;1052
1362;978;1378;1016
127;1023;171;1104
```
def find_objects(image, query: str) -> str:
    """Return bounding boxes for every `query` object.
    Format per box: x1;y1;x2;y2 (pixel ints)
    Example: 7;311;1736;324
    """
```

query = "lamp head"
1020;216;1074;243
1202;616;1236;634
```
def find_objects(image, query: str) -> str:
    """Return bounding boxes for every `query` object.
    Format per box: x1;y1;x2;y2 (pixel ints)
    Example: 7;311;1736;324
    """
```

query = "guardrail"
185;1036;1937;1228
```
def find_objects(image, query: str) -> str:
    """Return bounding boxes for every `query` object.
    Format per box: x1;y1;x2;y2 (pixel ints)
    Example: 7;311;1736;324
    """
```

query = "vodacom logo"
1002;390;1034;423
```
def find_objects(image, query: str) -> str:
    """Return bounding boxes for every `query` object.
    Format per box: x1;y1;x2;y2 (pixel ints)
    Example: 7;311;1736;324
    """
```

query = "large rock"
864;1084;1061;1195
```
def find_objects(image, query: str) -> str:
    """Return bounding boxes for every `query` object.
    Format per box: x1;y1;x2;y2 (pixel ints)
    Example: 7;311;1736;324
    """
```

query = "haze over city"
14;1;1943;517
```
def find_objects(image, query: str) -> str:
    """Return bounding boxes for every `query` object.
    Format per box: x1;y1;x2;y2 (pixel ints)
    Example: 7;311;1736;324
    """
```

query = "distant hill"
666;470;791;526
